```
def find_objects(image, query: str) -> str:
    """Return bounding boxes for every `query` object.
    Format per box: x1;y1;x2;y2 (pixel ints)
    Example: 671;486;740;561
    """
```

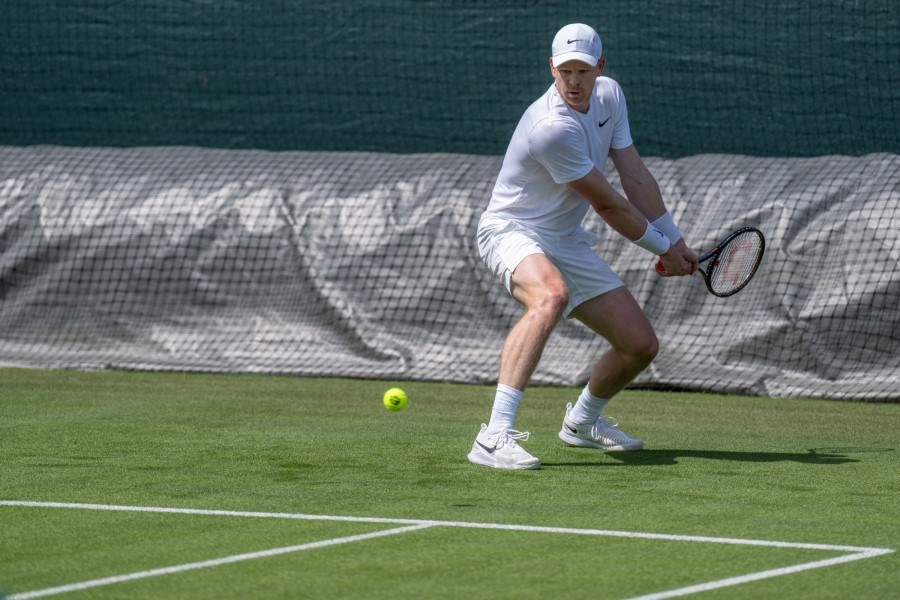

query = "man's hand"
656;239;699;277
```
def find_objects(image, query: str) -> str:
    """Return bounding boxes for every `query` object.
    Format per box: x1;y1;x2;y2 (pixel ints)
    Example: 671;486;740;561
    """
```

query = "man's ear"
597;58;606;75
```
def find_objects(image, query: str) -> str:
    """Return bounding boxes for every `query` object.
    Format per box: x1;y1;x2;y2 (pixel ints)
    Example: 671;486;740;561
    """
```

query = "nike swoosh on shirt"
598;117;610;127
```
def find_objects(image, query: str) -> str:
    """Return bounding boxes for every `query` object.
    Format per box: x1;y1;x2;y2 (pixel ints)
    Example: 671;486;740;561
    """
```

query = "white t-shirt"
483;76;633;236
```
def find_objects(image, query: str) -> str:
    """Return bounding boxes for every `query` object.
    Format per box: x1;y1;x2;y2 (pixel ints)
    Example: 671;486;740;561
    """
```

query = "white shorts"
477;215;624;318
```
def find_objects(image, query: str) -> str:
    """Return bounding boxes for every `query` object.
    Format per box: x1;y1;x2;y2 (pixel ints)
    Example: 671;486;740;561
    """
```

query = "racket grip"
655;260;666;275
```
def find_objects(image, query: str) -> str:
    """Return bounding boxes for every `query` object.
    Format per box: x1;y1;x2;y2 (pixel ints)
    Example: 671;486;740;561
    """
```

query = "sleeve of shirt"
528;119;595;184
610;81;634;150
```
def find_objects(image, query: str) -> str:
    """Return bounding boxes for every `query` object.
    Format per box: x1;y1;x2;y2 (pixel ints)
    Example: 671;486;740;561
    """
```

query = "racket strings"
708;232;763;294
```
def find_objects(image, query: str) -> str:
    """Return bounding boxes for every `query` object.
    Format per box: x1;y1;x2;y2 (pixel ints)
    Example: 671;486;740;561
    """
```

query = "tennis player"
468;23;698;469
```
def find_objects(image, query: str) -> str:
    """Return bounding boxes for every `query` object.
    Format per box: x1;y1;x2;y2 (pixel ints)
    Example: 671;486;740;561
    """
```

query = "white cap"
551;23;602;68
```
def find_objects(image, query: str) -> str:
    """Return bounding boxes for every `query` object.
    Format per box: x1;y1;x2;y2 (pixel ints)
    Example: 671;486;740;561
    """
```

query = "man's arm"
609;145;666;221
567;168;652;242
566;151;696;276
611;145;699;275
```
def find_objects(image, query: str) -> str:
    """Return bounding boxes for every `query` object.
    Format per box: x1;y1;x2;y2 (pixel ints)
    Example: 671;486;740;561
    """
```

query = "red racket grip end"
655;260;666;275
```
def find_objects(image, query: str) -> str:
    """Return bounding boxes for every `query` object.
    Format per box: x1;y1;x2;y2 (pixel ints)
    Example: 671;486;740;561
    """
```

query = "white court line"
624;549;893;600
0;500;882;553
6;522;434;600
2;500;894;599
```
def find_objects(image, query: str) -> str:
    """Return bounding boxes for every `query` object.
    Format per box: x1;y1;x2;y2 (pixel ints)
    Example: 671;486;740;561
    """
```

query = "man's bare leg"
570;286;659;399
467;253;569;469
558;286;657;451
497;254;569;391
482;253;567;436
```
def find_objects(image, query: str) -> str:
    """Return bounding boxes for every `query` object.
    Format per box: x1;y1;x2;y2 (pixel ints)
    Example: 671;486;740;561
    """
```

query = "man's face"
550;58;605;113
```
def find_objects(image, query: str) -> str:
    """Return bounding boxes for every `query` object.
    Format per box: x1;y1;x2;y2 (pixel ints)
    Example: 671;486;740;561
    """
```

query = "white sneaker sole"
558;428;643;451
467;448;541;470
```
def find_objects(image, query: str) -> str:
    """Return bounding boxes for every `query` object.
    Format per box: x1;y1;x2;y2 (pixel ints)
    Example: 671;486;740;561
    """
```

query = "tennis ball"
383;387;408;412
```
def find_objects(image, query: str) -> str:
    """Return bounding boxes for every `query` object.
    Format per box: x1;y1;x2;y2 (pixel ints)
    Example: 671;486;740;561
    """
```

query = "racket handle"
655;260;666;275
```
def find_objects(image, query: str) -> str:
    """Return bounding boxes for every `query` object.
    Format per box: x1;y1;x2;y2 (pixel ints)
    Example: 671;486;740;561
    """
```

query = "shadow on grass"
544;447;894;467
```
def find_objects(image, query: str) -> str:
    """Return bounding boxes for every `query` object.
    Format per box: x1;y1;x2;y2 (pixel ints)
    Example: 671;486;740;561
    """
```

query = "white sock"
484;384;523;436
567;386;609;425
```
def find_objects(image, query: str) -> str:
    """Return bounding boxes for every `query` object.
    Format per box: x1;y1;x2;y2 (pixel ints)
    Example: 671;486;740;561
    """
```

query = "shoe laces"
591;416;638;444
497;428;530;448
598;415;619;429
590;416;621;440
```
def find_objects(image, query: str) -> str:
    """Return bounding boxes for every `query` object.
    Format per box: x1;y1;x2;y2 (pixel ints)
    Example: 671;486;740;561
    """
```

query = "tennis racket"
656;227;765;297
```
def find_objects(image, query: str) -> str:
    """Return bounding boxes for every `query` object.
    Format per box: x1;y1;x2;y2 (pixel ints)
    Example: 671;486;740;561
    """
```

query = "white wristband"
651;211;682;243
633;221;671;255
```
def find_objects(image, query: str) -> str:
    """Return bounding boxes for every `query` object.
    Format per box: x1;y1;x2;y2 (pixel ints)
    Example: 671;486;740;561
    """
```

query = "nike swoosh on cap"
567;38;582;44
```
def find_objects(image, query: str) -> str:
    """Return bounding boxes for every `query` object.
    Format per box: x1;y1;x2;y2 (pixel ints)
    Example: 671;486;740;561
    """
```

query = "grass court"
1;368;897;598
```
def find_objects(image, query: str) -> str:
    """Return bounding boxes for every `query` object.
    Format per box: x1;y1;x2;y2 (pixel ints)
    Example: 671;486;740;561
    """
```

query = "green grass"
0;367;897;599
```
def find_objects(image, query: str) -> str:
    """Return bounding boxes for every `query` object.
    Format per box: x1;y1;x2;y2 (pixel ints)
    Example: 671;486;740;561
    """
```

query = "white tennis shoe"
467;424;541;470
558;403;644;451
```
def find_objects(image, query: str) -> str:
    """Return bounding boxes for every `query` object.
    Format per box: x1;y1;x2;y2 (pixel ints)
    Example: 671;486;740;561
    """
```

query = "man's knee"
522;285;568;327
629;333;659;367
539;288;569;321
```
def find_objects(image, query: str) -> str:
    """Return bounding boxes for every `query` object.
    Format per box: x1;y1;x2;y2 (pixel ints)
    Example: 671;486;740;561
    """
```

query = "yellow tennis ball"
383;387;408;412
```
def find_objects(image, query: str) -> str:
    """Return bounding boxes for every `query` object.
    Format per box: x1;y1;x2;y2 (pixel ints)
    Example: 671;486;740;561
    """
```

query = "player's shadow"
609;448;862;466
546;447;894;467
